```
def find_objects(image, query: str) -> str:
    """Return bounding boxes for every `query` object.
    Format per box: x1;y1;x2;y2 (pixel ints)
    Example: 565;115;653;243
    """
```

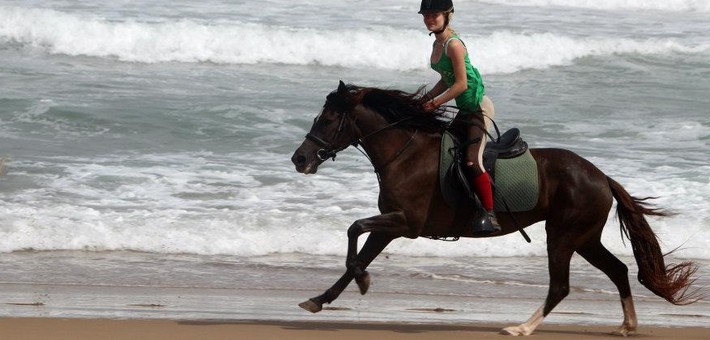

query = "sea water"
0;0;709;325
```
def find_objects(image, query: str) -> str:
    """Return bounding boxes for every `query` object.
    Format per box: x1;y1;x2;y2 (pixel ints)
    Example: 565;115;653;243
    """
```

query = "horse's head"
292;81;363;174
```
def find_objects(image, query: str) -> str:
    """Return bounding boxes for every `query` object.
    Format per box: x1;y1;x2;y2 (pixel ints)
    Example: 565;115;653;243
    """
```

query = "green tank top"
431;35;485;113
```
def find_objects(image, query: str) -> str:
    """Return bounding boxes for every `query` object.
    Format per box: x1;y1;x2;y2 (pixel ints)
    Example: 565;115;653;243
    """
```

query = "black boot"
472;210;501;236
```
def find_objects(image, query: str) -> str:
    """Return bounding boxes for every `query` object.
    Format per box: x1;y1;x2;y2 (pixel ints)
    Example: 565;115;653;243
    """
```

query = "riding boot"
472;210;500;235
470;172;501;235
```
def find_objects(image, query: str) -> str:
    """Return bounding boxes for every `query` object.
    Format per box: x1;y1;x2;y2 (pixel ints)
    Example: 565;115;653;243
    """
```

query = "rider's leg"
466;96;500;234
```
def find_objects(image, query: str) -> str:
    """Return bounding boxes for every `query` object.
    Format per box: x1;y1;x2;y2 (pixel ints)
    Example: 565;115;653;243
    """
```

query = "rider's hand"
423;99;439;111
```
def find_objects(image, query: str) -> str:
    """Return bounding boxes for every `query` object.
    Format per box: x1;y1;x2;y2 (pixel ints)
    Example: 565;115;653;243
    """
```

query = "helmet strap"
429;26;446;36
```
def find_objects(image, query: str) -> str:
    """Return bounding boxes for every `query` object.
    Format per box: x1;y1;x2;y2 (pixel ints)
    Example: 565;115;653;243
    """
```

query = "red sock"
472;172;494;211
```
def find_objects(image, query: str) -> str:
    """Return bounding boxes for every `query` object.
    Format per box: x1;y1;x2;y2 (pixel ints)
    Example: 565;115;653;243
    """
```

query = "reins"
351;117;417;179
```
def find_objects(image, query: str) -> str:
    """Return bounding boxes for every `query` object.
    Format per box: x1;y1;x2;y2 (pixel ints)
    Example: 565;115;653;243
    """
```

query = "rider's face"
422;12;445;32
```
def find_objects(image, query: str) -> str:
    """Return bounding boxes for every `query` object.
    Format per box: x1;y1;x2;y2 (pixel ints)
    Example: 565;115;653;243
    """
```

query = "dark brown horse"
290;81;698;336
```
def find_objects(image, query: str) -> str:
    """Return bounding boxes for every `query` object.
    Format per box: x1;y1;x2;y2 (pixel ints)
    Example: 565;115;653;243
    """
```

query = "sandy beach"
0;251;707;339
2;317;709;340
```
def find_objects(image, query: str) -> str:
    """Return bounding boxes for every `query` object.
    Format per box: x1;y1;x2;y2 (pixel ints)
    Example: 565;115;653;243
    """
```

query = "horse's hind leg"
578;240;637;336
502;228;575;336
299;232;393;313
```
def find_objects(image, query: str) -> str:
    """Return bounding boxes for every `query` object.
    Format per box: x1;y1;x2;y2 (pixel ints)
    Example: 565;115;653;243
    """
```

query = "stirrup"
472;211;501;236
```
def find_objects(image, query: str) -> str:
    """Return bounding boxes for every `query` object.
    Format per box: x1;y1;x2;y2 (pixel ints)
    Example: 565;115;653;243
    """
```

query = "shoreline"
1;317;708;340
1;251;708;328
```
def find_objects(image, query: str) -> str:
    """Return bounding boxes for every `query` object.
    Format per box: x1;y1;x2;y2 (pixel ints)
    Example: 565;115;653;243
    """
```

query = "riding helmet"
418;0;454;14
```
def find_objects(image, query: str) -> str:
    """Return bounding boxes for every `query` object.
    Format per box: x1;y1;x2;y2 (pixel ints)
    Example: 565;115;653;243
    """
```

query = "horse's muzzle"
291;146;322;174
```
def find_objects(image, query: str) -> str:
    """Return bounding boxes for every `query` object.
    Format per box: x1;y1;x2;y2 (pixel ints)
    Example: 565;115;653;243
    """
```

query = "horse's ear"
337;80;347;94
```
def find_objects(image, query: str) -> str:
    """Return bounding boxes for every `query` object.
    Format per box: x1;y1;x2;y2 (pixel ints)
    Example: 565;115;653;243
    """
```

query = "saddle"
440;128;539;212
482;128;528;177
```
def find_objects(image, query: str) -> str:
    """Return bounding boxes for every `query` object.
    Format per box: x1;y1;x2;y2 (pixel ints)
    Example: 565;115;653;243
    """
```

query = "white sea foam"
479;0;710;12
0;151;708;260
1;7;707;73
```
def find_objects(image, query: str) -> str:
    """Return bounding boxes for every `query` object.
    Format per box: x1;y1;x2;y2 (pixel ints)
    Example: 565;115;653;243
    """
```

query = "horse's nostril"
293;154;306;165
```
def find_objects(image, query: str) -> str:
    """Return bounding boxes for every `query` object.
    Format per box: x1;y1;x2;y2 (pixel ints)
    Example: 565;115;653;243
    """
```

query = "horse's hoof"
500;326;529;336
298;299;322;313
611;326;634;337
355;270;370;295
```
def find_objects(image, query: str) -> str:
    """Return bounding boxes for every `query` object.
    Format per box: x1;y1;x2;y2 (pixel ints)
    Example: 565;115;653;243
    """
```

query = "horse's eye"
322;117;336;125
319;110;339;123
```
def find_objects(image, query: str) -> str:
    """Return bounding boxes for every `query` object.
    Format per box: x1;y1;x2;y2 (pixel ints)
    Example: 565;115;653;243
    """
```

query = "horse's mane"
329;84;449;134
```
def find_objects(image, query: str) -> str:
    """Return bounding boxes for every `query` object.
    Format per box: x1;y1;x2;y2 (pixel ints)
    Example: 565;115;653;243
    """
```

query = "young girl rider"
419;0;500;235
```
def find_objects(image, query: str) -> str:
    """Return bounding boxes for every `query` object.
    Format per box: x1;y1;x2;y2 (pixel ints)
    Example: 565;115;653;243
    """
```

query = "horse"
290;81;698;336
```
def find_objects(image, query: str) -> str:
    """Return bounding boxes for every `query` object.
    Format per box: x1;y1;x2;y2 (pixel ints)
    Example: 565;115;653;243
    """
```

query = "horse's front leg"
299;212;408;313
346;212;408;294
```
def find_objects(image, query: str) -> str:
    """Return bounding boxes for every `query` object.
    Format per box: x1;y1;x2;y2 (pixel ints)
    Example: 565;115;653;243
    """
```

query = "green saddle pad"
492;150;539;212
439;132;539;212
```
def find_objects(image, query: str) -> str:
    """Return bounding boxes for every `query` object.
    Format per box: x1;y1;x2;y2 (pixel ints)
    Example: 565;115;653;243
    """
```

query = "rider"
419;0;500;235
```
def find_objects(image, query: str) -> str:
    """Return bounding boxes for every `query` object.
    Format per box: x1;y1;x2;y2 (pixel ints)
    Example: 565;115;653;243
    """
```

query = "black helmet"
418;0;454;14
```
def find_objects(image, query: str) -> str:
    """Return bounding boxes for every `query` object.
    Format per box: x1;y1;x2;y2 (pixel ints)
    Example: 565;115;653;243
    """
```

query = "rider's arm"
430;39;468;107
426;78;448;100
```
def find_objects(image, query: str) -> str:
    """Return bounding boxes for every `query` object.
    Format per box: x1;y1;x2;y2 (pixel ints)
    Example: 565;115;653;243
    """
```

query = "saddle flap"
440;131;468;207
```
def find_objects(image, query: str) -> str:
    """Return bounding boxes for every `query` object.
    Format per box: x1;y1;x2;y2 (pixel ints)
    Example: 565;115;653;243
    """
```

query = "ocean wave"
0;151;708;260
474;31;708;74
2;199;707;260
479;0;710;12
1;6;708;73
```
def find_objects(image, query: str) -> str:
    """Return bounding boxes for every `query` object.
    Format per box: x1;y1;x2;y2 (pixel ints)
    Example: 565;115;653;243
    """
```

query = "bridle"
304;107;416;174
305;108;353;162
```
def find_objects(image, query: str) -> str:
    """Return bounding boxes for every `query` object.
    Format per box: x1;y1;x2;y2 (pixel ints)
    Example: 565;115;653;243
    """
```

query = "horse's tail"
607;176;699;305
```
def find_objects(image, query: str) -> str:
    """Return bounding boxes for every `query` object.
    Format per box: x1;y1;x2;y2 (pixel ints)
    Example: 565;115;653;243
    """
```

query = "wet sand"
0;251;707;339
1;317;708;340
